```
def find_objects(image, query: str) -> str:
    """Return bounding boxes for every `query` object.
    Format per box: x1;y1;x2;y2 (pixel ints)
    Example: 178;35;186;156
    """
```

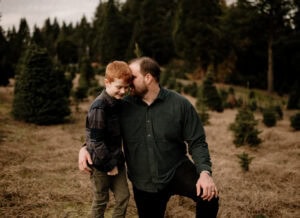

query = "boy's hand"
107;166;118;176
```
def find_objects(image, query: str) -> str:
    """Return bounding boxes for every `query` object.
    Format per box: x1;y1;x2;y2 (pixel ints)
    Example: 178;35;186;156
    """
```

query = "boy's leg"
90;169;110;218
169;161;219;218
110;167;130;218
132;186;171;218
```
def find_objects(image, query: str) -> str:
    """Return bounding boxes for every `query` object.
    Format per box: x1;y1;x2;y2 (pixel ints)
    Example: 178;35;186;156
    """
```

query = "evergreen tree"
41;18;60;56
5;18;30;77
201;72;224;112
74;55;95;100
121;0;144;59
0;25;10;86
254;0;295;93
56;39;78;65
93;0;130;64
230;107;262;146
221;0;268;89
173;0;222;72
290;112;300;131
135;0;175;64
12;44;70;125
73;16;92;59
32;25;45;47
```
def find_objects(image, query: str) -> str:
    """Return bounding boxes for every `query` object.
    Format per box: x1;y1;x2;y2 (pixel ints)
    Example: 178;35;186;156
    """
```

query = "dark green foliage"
262;108;277;127
0;27;10;86
12;45;70;125
230;107;262;147
56;39;78;65
160;70;169;87
135;0;175;64
197;108;210;126
195;88;210;125
272;105;283;120
287;82;300;109
1;0;298;95
88;86;103;98
76;56;95;99
247;90;258;111
173;0;223;70
290;112;300;131
236;152;254;172
73;86;88;101
166;77;177;90
183;82;198;97
202;73;223;112
225;87;238;109
96;0;131;64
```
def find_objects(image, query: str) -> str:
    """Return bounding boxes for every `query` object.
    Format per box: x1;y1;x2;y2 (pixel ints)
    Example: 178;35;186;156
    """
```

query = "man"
79;57;219;218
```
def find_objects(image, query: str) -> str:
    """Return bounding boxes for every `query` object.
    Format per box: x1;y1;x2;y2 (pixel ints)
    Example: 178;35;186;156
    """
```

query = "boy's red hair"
105;61;132;83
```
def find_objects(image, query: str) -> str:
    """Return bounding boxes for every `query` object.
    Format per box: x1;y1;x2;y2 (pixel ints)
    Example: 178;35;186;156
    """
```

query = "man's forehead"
129;62;140;73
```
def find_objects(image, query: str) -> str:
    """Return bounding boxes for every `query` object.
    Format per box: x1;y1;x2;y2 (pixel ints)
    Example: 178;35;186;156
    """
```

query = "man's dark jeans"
133;160;219;218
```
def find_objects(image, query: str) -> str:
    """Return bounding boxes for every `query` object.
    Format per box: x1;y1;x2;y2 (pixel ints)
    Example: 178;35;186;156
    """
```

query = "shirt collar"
101;89;119;105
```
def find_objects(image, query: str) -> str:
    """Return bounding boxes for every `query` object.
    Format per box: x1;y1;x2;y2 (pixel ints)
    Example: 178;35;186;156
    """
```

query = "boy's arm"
87;107;117;171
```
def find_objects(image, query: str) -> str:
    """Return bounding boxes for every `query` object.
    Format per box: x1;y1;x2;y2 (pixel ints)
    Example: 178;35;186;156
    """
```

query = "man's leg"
169;160;219;218
132;186;170;218
111;167;130;218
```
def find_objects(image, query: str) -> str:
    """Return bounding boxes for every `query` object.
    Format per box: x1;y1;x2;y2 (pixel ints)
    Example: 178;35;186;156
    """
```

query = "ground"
0;85;299;218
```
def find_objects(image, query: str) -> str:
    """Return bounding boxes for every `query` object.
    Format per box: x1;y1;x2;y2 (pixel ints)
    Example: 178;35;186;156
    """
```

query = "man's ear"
145;73;153;83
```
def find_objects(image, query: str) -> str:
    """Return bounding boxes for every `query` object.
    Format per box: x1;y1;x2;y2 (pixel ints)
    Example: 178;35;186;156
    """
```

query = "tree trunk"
267;35;274;93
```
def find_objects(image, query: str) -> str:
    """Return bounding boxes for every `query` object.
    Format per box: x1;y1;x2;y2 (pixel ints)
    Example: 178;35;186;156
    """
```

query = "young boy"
85;61;132;218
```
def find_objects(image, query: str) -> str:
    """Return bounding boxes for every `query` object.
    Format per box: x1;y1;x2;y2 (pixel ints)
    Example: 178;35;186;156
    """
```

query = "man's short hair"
129;57;160;82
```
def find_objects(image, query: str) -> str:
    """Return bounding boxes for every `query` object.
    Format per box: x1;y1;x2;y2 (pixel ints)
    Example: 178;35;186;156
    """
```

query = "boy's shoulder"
90;95;106;110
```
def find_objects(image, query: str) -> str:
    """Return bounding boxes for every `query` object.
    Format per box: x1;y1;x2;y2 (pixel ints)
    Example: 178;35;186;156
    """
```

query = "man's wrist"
200;170;211;176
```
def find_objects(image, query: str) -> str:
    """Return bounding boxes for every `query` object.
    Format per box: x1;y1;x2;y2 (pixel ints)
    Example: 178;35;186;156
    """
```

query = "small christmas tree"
262;108;277;127
12;44;70;125
202;72;223;112
230;107;261;147
290;112;300;131
237;152;254;172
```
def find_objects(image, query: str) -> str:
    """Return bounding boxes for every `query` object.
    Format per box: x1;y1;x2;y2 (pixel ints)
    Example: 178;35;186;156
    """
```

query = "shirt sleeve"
183;102;212;174
87;107;116;171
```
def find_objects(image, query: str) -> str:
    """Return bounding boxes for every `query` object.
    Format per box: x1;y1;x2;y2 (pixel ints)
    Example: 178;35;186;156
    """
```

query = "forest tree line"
0;0;300;96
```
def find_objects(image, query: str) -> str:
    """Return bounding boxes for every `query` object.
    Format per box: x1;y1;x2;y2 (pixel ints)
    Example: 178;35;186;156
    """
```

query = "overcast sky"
0;0;100;32
1;0;236;33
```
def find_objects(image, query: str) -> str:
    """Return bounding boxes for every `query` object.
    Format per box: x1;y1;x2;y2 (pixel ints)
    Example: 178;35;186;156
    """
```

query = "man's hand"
107;166;119;176
78;146;93;174
196;171;218;201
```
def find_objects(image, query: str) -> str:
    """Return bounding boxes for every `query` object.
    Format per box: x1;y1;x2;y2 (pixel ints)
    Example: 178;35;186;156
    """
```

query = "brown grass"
0;85;299;218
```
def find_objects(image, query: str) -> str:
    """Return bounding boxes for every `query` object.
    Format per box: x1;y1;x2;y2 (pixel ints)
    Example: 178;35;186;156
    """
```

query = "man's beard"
130;86;148;98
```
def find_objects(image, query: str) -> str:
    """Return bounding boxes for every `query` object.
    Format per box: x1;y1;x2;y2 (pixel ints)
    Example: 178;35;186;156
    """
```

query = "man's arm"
183;101;218;200
78;146;93;174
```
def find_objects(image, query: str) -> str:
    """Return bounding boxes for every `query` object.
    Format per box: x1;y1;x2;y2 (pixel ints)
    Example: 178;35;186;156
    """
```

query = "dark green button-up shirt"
120;88;212;192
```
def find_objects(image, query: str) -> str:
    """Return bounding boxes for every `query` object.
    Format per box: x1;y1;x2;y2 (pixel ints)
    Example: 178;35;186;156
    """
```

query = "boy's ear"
104;78;110;85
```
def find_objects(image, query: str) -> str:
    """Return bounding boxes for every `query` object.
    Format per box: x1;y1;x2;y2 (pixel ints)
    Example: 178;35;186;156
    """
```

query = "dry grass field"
0;84;299;218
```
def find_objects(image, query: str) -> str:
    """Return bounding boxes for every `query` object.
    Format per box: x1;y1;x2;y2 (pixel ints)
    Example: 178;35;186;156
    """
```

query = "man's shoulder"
163;88;190;103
